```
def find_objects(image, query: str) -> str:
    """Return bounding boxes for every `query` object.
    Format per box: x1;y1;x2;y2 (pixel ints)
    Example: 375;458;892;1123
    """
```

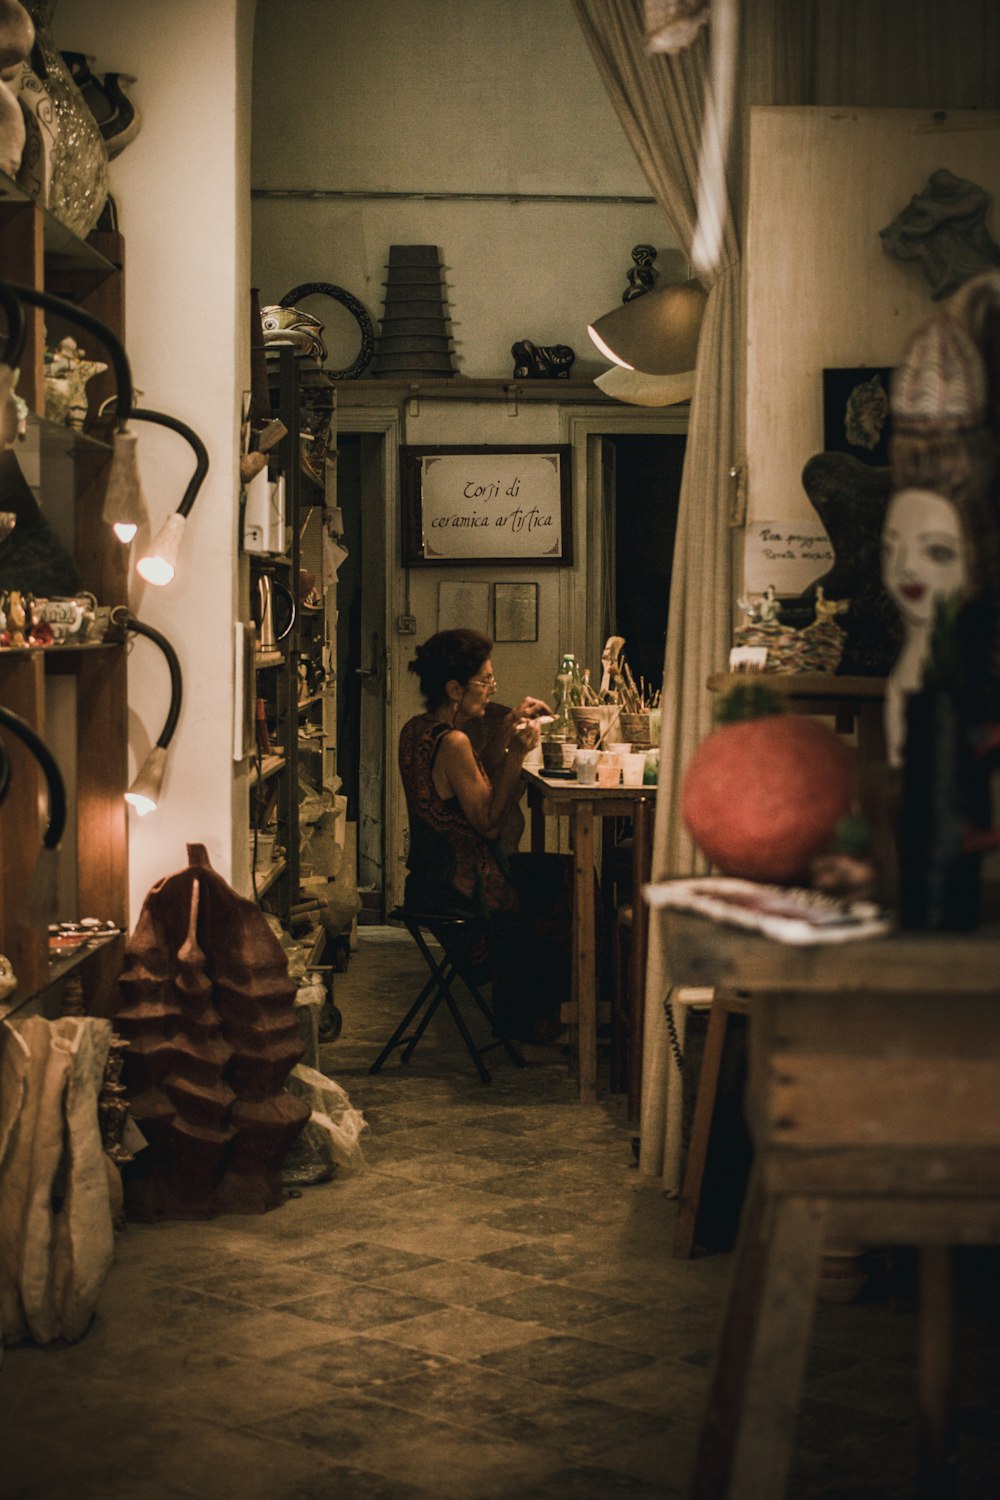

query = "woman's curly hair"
408;629;492;709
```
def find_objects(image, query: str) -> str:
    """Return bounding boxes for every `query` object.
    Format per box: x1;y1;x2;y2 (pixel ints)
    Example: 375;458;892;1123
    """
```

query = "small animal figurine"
511;340;575;379
812;586;849;626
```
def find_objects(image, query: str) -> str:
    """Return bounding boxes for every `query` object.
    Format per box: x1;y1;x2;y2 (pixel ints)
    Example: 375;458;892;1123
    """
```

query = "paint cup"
575;748;599;784
596;751;622;787
621;752;646;787
643;748;659;785
523;745;542;770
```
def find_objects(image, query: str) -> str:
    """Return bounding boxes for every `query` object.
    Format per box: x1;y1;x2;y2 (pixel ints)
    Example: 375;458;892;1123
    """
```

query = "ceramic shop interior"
2;3;1000;1498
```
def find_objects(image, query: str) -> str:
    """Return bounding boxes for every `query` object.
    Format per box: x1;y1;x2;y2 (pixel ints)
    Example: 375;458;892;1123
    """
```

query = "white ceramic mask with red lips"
881;486;968;766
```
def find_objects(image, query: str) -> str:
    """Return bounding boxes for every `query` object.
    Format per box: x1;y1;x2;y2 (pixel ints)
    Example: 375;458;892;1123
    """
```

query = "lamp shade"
588;278;707;375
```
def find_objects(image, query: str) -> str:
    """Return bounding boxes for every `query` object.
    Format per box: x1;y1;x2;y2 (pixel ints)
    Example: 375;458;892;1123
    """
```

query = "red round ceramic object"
681;716;854;881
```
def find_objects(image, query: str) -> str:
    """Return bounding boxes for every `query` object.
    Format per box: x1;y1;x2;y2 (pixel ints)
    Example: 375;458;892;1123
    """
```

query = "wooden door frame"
333;404;401;916
562;406;691;697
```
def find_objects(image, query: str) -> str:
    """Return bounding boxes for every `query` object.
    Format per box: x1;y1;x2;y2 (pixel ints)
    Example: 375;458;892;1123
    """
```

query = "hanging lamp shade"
587;278;708;375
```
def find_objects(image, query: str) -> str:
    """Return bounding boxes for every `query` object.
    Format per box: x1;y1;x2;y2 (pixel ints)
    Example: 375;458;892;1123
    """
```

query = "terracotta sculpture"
114;844;310;1220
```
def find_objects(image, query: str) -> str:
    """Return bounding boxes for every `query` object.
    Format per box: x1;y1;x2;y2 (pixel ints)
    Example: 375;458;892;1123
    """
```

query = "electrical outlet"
397;614;417;635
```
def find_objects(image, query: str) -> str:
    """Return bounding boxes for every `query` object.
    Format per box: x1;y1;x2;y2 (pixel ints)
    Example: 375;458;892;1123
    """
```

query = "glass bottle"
550;660;575;741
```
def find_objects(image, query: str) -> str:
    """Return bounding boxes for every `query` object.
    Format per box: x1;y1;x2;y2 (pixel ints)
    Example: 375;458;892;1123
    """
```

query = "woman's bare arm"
434;720;540;840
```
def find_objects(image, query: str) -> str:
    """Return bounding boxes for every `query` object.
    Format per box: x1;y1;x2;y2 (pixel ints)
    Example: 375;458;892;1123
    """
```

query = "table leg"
571;800;597;1104
529;785;545;853
690;1173;825;1500
628;796;652;1123
917;1246;957;1500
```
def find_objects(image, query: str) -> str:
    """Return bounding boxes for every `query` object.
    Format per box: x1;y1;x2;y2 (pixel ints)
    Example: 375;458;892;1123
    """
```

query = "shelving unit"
0;179;128;1019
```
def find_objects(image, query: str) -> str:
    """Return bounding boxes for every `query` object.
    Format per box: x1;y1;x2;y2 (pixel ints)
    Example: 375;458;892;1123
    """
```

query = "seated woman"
398;628;571;1043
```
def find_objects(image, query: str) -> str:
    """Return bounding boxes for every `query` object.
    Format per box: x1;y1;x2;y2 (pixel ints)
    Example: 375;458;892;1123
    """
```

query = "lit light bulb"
136;512;185;587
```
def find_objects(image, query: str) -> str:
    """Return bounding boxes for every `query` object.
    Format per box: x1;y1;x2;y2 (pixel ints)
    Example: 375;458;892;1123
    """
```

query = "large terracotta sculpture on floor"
114;844;310;1220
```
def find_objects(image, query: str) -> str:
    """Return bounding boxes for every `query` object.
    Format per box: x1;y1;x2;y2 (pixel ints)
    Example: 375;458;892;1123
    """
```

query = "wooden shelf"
249;753;286;786
331;375;619;406
0;169;118;278
0;188;128;1019
254;856;287;896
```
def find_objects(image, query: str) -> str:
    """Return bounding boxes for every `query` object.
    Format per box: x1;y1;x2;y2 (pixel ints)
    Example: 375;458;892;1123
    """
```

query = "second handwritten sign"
400;445;572;566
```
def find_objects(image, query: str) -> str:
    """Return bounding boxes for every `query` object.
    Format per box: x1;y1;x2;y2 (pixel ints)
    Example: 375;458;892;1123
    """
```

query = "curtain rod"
251;187;657;206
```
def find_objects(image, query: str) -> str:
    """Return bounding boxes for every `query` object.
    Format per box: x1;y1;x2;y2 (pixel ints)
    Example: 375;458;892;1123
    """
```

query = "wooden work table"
521;767;655;1104
661;909;1000;1499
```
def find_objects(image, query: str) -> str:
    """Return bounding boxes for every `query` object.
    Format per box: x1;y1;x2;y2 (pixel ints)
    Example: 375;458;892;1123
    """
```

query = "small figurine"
44;336;108;429
624;244;658;302
811;586;849;626
3;588;26;646
757;584;782;624
511;340;575;379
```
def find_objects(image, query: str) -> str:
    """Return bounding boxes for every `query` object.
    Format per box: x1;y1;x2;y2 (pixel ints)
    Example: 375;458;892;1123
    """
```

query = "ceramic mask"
881;487;967;629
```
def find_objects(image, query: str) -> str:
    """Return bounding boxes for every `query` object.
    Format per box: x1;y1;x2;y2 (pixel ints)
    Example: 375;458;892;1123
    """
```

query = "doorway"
605;433;686;693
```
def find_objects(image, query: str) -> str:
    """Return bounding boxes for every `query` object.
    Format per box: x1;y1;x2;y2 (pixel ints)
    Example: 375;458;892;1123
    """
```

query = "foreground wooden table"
522;768;655;1103
662;910;1000;1500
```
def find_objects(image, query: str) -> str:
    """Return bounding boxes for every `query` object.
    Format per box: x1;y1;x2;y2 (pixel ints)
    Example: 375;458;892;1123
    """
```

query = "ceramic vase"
17;0;108;238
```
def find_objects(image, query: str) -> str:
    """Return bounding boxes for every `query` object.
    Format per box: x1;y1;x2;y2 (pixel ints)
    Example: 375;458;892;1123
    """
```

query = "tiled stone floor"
3;925;1000;1498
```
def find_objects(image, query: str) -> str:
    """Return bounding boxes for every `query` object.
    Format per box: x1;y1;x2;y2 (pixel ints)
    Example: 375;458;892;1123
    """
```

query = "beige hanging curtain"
573;0;742;883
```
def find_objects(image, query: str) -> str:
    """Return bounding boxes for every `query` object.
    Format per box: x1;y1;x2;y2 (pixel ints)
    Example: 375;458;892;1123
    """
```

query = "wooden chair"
371;909;526;1084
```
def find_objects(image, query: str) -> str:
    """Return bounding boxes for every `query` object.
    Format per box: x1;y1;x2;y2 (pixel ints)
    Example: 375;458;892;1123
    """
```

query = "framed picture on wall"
494;582;538;642
437;580;490;634
822;367;894;467
400;445;573;566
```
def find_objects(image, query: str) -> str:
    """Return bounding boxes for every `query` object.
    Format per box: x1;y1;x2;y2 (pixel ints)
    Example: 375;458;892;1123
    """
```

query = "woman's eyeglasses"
468;674;497;689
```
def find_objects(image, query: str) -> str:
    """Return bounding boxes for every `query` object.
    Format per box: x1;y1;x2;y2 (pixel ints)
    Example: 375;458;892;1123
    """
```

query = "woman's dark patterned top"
398;715;518;920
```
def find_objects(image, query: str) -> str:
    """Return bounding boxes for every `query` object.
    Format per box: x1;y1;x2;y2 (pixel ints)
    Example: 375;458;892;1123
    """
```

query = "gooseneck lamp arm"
0;735;10;807
0;704;67;849
102;403;210;513
114;610;184;816
0;704;68;927
118;611;183;748
0;280;27;371
4;280;134;425
101;402;210;584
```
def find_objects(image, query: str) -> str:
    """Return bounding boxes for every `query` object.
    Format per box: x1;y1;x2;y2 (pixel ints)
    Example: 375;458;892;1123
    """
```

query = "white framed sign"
400;446;572;566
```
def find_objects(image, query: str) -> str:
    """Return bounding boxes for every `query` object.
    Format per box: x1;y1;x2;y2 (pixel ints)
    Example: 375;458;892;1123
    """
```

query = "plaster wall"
250;0;677;380
745;107;1000;557
57;0;255;918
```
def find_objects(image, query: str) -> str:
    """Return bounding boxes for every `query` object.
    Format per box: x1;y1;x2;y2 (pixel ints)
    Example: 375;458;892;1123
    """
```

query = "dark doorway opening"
608;433;686;695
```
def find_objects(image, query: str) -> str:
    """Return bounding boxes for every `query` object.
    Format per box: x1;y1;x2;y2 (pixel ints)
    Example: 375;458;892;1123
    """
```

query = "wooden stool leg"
674;997;730;1259
917;1246;957;1500
691;1176;826;1500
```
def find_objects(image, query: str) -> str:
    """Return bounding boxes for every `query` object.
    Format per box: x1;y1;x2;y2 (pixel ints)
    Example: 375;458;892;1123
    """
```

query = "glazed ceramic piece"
43;335;107;428
17;0;108;237
0;70;25;175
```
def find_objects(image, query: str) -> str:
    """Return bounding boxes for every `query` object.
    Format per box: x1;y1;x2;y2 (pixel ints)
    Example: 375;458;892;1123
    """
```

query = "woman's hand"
511;695;551;723
509;716;541;755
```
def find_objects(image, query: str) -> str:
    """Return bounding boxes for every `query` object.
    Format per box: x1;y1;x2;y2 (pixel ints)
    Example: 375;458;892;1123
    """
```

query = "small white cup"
575;748;599;784
621;752;646;787
523;745;543;769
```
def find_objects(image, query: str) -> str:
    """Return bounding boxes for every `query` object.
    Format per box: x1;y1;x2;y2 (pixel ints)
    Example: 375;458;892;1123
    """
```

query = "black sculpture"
511;340;575;379
624;244;659;302
798;451;901;677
